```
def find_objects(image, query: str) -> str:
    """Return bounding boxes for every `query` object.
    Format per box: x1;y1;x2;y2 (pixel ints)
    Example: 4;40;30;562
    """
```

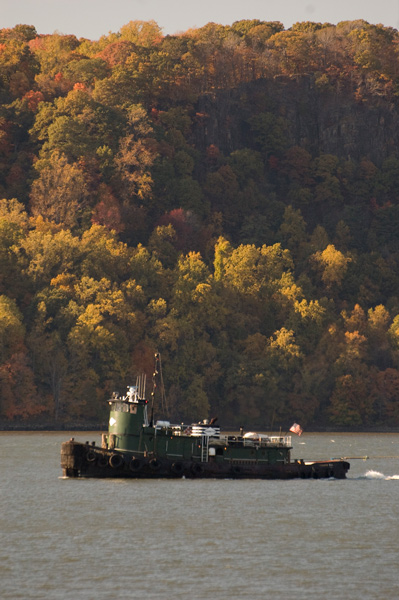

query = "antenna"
150;352;169;422
158;353;169;418
136;373;146;400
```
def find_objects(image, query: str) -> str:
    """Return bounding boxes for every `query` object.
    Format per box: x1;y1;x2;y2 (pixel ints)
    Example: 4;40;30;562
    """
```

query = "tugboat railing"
217;435;292;448
201;435;209;462
167;426;292;448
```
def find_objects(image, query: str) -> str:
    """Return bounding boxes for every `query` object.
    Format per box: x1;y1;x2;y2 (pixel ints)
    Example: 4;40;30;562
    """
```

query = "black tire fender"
149;458;161;471
129;458;142;472
97;454;108;467
109;453;124;469
86;450;96;462
191;462;204;476
171;462;184;475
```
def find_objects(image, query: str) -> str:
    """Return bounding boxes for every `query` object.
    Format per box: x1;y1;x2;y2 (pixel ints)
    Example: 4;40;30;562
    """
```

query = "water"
1;432;398;600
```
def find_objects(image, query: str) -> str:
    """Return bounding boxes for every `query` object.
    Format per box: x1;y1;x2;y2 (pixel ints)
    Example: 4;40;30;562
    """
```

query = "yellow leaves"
192;283;212;303
0;198;28;229
50;272;76;293
19;226;81;284
367;304;390;331
260;243;294;277
0;201;28;282
29;152;89;227
119;20;163;48
116;135;156;201
218;241;294;302
222;244;261;294
388;315;399;349
294;298;325;323
122;280;145;306
177;251;210;286
153;315;180;352
341;303;366;332
147;298;167;319
0;295;25;362
344;330;367;359
213;236;233;281
172;252;213;318
72;276;141;328
269;327;302;361
75;302;102;328
312;244;352;290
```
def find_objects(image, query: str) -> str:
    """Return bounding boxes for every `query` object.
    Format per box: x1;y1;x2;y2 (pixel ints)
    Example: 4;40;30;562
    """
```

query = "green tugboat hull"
61;440;350;480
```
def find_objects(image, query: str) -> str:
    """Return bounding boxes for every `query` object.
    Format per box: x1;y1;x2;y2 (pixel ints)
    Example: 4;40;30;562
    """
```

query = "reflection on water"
1;432;398;600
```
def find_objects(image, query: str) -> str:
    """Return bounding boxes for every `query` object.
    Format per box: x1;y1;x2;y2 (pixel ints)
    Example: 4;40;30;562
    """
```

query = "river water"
1;432;398;599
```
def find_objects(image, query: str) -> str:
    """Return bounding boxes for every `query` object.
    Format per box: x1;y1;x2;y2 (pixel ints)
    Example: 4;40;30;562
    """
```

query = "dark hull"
61;440;350;480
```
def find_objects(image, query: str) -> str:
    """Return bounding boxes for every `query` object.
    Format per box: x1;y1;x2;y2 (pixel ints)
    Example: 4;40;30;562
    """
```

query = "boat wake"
358;470;399;480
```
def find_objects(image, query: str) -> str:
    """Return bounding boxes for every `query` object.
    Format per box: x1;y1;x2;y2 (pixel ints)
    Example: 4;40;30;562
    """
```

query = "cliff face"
195;75;399;163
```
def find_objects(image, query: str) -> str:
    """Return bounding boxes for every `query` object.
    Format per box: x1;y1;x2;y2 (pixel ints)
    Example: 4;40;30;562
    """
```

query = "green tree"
249;111;288;157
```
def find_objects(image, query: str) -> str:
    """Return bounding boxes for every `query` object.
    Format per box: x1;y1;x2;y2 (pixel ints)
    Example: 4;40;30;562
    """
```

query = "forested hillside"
1;19;399;429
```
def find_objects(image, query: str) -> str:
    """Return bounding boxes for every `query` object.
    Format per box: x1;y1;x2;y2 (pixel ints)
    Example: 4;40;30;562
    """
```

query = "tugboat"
61;356;350;480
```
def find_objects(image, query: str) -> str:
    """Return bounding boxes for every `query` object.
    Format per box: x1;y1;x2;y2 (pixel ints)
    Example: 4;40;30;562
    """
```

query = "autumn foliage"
1;19;399;428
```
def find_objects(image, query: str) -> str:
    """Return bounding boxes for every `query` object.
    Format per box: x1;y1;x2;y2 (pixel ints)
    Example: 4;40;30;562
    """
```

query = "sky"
3;0;399;40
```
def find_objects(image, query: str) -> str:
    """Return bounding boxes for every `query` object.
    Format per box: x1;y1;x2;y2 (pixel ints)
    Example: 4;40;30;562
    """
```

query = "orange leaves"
23;90;44;111
97;40;137;67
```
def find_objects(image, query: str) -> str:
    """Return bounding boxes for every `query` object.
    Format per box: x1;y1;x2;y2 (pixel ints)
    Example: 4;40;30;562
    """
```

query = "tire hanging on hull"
129;458;142;472
171;462;184;475
109;453;124;469
149;458;161;471
191;463;204;476
97;454;108;468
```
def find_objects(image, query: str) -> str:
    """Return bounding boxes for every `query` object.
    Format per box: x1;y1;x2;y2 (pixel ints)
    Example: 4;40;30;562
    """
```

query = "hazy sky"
3;0;399;39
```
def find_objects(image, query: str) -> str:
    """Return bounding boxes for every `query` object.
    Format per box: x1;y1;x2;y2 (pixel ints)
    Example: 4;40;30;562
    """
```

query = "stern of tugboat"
61;438;85;477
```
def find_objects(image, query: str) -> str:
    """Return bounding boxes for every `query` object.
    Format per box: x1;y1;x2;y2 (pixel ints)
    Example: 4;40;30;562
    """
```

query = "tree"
370;368;399;424
311;244;352;292
148;224;178;268
27;319;69;421
329;372;374;426
249;111;288;157
119;20;163;47
28;33;79;77
91;184;123;233
367;304;391;368
0;295;45;419
0;199;27;297
114;106;158;204
79;225;131;282
278;206;308;263
18;223;82;287
63;57;109;86
0;295;25;362
30;152;89;227
231;327;301;430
